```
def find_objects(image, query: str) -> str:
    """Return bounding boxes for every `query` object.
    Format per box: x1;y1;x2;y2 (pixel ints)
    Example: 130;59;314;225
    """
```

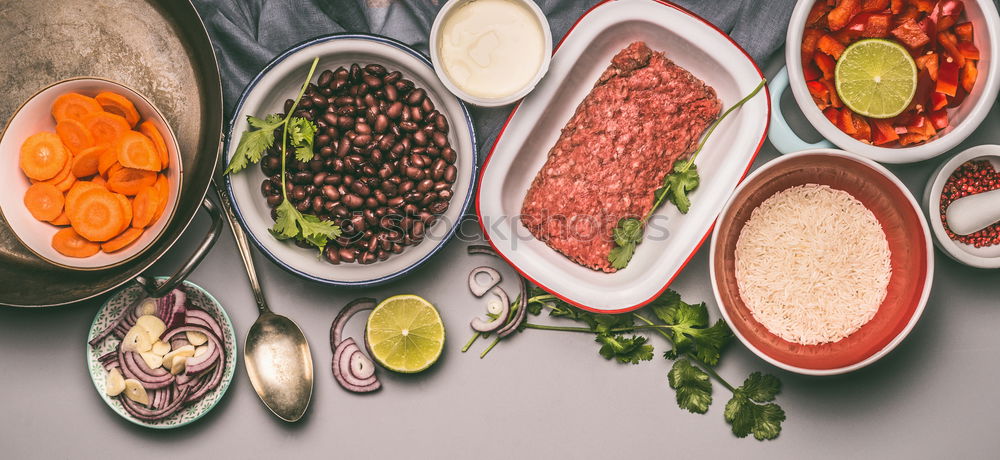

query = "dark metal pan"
0;0;224;307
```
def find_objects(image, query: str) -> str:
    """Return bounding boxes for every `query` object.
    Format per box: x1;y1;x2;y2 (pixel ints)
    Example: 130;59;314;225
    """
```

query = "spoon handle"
212;180;270;314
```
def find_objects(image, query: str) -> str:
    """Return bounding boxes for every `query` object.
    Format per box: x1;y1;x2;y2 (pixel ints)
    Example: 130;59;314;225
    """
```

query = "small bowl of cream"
430;0;552;107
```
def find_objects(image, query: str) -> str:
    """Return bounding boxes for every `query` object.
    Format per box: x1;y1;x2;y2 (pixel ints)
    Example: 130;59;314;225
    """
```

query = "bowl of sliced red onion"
86;279;236;428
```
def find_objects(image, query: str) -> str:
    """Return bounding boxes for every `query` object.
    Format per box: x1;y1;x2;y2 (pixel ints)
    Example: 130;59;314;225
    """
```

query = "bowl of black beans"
223;34;477;286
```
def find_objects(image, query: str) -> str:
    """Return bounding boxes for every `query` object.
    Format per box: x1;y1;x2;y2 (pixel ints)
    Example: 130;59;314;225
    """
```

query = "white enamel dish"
225;34;477;286
0;78;182;270
476;0;770;312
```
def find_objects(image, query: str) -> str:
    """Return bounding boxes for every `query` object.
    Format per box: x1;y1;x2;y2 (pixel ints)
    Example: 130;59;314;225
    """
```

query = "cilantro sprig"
463;286;785;441
225;57;340;251
608;79;767;269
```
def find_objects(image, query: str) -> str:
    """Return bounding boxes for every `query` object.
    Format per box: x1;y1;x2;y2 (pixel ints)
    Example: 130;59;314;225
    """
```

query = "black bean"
324;246;341;264
339;247;357;263
351;181;371;197
410;106;423;122
311;94;328;109
359;251;376;264
429;201;449;214
438;189;453;200
434;113;450;133
396;79;414;93
343;194;364;209
353;134;371;147
388;196;404;207
333;204;349;217
443;165;457;183
432;131;448;148
283;99;294;113
365;64;387;76
266;195;282;207
387;101;404;119
351;215;367;233
363;74;382;88
399;121;418;132
441;147;457;164
350;64;361;81
384;70;402;84
312;196;325;213
295;200;311;212
384;85;398;102
416;179;434;192
322;185;340;201
411;220;425;238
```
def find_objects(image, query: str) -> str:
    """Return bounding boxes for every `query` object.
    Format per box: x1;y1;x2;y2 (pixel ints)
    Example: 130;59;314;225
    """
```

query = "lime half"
365;295;444;373
835;39;917;119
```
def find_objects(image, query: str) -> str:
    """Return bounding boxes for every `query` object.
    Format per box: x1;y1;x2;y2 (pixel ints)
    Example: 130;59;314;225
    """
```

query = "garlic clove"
194;345;208;358
186;331;208;347
137;298;157;316
162;345;195;369
151;340;171;356
123;379;149;406
139;351;163;369
121;326;153;353
135;315;166;340
105;368;125;397
169;356;187;375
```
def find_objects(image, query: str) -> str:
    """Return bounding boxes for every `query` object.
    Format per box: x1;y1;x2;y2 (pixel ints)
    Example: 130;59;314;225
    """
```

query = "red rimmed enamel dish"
476;0;770;312
711;150;933;375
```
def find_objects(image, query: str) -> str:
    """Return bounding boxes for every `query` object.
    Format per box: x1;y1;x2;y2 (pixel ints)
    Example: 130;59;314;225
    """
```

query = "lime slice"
365;295;445;373
835;39;917;119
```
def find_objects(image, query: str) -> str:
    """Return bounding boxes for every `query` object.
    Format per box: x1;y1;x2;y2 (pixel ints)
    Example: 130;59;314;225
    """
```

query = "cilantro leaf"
662;162;700;213
608;217;643;269
270;199;341;251
668;359;713;414
287;117;317;162
650;290;731;366
225;114;283;175
595;334;653;364
725;372;785;440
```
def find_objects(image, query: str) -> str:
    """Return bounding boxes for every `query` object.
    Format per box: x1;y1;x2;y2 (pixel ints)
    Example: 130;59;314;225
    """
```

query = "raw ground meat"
520;41;721;272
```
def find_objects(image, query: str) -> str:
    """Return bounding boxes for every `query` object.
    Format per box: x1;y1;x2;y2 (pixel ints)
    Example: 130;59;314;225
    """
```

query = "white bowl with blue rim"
768;0;1000;163
224;34;477;286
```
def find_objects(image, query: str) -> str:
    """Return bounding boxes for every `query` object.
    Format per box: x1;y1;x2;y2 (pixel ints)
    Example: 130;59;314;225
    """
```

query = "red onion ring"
330;298;380;393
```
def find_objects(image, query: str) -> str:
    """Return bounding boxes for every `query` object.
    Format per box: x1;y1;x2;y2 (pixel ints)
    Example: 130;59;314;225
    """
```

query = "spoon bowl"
244;312;313;422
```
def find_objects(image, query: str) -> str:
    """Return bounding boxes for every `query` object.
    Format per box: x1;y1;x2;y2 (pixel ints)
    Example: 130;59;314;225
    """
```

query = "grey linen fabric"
191;0;795;151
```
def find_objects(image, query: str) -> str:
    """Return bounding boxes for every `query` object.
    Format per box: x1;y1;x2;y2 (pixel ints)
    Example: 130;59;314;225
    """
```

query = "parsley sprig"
224;57;340;251
463;286;785;441
608;79;767;269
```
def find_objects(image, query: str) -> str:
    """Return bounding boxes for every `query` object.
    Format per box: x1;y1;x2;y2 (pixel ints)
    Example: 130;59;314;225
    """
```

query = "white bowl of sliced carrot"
0;78;181;270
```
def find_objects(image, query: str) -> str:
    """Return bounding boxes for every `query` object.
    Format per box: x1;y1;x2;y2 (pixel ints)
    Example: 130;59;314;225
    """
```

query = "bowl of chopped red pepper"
779;0;999;163
924;144;1000;268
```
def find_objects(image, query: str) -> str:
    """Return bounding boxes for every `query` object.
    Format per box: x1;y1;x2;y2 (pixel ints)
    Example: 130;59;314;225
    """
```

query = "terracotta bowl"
710;150;933;375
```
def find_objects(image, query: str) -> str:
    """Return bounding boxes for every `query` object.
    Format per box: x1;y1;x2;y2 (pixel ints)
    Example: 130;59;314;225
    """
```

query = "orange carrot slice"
97;147;119;177
55;119;96;154
131;186;162;229
19;132;69;181
150;174;169;223
115;193;133;233
115;131;161;171
32;156;72;187
91;175;106;187
83;111;131;146
138;122;169;169
52;168;77;192
105;162;124;181
66;181;106;211
23;183;64;221
51;93;102;124
95;92;140;127
67;188;125;242
50;212;71;226
106;167;157;196
101;227;143;253
51;227;100;258
71;145;106;178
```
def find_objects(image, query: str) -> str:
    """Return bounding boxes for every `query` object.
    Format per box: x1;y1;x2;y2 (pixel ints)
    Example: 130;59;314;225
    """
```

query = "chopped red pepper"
808;1;834;26
937;14;958;32
861;0;889;11
803;62;823;81
936;56;960;96
938;31;966;66
851;115;873;142
947;86;968;108
892;18;930;48
915;52;939;80
913;0;935;13
928;109;949;130
818;34;847;59
871;119;900;145
840;109;858;134
890;0;905;14
821;79;843;107
828;0;861;30
848;12;892;37
938;0;964;17
961;60;977;93
823;107;842;125
919;17;938;49
807;80;831;108
930;91;949;111
802;27;824;60
956;41;979;60
815;52;837;79
908;68;935;111
954;22;974;42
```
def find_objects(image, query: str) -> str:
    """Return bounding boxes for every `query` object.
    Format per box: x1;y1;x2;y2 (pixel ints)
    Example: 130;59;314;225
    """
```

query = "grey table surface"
3;47;1000;459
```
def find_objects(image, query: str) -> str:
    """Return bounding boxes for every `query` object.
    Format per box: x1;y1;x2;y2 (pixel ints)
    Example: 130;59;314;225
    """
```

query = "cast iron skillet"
0;0;224;307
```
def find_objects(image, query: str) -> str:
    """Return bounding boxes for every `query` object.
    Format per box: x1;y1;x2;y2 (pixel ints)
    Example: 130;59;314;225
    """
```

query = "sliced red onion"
496;274;529;338
183;336;220;375
330;298;380;393
471;286;509;333
119;350;173;389
120;386;191;421
333;338;380;393
469;266;502;297
156;289;188;332
185;309;223;338
186;361;223;403
169;336;189;349
90;301;142;347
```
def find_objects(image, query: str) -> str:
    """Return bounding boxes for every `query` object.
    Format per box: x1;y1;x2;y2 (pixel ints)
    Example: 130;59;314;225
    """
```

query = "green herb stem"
480;337;500;359
633;313;736;393
279;57;320;202
462;332;480;353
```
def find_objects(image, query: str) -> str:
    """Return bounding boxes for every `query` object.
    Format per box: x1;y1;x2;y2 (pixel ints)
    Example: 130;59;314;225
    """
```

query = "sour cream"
436;0;546;100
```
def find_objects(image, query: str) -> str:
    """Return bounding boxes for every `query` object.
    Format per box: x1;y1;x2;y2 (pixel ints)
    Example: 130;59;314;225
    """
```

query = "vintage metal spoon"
214;182;313;422
945;188;1000;236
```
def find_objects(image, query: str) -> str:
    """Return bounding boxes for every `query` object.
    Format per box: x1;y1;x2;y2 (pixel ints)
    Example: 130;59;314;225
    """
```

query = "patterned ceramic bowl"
86;278;236;429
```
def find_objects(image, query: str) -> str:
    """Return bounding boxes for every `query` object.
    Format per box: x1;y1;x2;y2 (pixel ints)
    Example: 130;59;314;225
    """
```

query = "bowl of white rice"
710;150;933;376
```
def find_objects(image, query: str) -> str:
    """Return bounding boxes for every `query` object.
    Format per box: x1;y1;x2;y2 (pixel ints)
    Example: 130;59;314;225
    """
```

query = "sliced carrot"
49;212;71;227
107;167;157;196
32;156;72;187
131;186;162;229
115;193;133;233
115;131;161;171
97;148;118;177
138;122;169;170
66;181;105;210
91;175;106;187
95;92;140;127
67;188;125;242
83;111;131;146
55;119;95;155
71;145;106;178
51;227;100;258
23;183;64;221
105;162;124;181
101;227;143;253
19;132;69;181
51;168;77;192
51;93;102;124
150;174;169;223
